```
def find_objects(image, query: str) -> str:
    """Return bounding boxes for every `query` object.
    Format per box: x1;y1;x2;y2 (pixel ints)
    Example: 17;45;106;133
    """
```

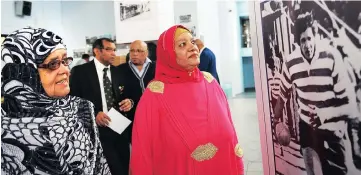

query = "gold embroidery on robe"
191;143;218;162
235;144;244;158
147;81;164;93
1;96;4;104
202;71;214;83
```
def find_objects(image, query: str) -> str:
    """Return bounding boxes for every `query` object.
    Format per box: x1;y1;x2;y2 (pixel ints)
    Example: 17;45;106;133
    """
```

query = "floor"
230;92;264;175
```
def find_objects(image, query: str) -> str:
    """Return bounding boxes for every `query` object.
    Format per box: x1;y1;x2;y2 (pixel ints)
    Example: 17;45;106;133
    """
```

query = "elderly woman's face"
174;32;200;71
38;49;71;98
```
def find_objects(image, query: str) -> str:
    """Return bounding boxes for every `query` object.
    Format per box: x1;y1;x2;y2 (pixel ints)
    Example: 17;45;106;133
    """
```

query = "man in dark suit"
119;40;155;141
195;39;220;83
70;38;133;175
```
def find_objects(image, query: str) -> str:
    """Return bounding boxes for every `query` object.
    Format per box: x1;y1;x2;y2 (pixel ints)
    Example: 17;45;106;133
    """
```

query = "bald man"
195;39;220;83
119;40;156;141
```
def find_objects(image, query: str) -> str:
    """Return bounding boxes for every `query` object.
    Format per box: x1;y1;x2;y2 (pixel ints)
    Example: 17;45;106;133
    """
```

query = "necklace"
188;70;194;76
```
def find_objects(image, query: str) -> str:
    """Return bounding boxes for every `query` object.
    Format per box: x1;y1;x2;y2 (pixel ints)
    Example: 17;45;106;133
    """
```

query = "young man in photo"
274;12;358;175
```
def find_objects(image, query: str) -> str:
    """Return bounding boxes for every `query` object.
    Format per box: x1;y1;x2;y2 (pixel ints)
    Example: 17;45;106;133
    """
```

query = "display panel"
250;1;361;174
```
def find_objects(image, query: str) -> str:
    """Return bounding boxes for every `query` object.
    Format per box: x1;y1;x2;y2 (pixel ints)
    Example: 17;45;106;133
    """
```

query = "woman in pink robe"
130;25;244;175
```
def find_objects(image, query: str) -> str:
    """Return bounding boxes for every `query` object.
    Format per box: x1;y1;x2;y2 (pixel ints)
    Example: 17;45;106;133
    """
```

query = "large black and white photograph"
259;0;361;174
73;48;86;58
119;1;151;21
179;14;192;23
85;36;98;45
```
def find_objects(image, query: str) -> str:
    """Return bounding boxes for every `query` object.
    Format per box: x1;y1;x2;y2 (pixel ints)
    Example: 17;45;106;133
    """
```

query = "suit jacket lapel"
89;61;102;107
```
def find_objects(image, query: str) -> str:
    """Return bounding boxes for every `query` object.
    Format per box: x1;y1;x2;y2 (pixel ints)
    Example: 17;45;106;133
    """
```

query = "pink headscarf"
155;25;201;84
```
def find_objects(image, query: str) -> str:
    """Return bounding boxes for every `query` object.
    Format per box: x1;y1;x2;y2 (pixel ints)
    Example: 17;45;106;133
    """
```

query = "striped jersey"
279;44;357;131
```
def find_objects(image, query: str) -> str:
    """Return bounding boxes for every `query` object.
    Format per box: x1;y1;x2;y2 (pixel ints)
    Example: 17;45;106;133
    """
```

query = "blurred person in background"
195;38;220;83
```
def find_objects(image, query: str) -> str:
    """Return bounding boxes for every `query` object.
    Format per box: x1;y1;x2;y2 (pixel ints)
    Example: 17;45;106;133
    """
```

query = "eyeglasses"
130;49;146;53
38;57;73;70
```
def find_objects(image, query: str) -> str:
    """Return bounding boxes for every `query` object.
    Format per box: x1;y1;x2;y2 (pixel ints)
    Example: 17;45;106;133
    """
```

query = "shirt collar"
94;57;110;72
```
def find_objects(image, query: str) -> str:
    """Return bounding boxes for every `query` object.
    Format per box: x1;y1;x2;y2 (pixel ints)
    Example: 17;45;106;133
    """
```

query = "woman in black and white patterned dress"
1;27;111;175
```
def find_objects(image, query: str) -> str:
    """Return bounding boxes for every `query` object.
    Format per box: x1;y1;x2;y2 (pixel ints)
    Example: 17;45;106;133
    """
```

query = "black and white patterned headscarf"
1;27;111;175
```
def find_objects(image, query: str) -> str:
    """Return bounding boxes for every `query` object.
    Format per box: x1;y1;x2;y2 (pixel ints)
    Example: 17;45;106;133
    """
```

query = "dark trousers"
299;120;348;175
99;127;130;175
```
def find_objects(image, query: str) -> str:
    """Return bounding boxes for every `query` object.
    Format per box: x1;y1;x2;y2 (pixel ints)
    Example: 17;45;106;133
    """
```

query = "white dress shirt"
129;58;152;77
94;58;112;113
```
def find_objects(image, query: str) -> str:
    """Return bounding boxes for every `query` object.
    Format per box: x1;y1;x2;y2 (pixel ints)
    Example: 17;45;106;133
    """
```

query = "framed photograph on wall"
119;1;151;21
250;1;361;175
114;0;174;44
179;14;192;23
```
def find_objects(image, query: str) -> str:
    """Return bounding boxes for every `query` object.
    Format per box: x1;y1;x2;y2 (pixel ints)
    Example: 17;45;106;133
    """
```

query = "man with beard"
274;12;358;175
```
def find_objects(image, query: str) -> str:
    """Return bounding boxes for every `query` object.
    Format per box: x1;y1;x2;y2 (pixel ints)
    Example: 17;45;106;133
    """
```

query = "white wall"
61;1;115;57
1;0;64;37
156;0;175;38
197;0;242;96
1;0;116;58
173;0;198;36
217;1;243;95
197;0;221;76
114;0;174;44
